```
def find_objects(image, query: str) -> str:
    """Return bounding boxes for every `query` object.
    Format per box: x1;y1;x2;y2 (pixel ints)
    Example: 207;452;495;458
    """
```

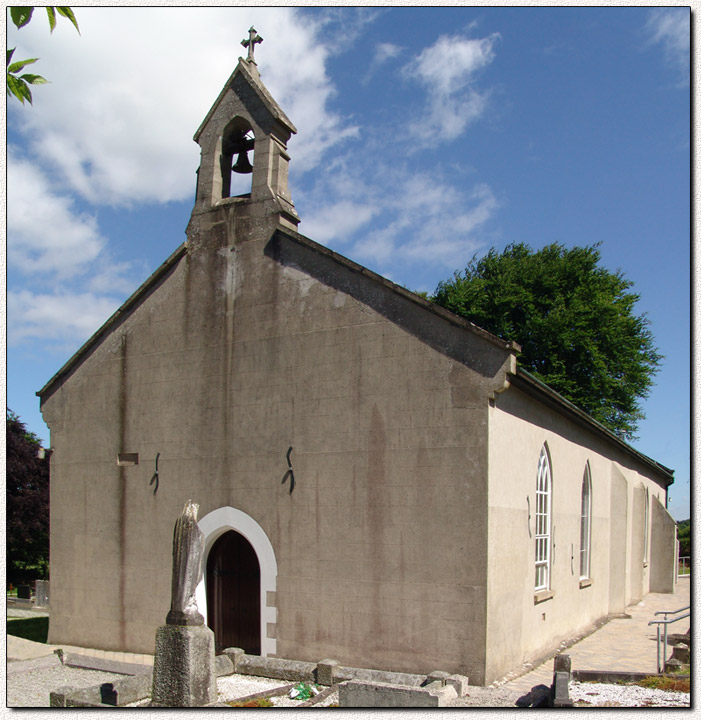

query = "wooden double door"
206;530;261;655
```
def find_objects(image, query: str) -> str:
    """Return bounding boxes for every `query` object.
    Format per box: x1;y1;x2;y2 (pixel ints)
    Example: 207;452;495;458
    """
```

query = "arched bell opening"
220;117;255;199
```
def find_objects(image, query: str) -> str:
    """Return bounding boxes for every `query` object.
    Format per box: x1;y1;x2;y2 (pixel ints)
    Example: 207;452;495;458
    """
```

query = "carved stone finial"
241;26;263;64
165;500;204;626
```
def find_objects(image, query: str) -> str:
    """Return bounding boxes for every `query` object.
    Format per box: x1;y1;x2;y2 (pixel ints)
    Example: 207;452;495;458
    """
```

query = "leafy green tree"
433;243;661;440
677;519;690;557
7;6;79;105
6;410;50;584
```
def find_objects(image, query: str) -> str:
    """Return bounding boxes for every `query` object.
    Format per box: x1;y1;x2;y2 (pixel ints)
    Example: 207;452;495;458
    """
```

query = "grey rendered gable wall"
267;228;514;380
41;209;515;683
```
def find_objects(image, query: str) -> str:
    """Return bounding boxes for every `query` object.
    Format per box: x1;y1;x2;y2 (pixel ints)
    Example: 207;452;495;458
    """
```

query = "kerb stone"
317;659;340;686
339;680;457;708
426;670;450;685
215;654;234;677
222;647;245;672
49;686;74;707
445;674;469;696
237;654;316;682
151;624;216;707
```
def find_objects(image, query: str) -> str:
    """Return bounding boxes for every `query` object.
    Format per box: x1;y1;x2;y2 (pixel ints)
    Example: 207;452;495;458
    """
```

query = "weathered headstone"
551;654;573;707
151;501;217;707
317;659;340;686
35;580;50;607
671;643;690;665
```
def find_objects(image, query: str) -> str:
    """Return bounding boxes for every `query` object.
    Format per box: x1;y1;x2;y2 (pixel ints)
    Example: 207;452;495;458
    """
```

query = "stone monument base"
151;624;217;707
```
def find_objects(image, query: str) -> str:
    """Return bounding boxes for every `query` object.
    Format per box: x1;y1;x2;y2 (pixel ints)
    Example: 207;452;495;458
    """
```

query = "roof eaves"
510;367;674;484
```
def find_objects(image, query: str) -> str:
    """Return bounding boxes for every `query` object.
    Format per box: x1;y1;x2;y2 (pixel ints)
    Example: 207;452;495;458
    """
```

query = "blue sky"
6;6;690;519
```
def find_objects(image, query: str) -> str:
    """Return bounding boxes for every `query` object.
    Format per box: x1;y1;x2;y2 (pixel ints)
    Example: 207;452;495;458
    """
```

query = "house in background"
37;47;677;686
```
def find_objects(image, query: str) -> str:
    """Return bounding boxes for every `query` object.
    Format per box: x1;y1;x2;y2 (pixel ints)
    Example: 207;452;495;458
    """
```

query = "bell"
232;150;253;174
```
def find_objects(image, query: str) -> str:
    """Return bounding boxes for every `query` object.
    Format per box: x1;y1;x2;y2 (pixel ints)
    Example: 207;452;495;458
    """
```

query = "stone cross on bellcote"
241;26;263;64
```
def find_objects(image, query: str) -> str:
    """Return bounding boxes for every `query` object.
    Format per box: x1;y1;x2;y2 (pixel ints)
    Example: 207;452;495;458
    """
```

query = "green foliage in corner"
7;6;79;105
677;519;690;557
433;243;662;440
7;410;50;583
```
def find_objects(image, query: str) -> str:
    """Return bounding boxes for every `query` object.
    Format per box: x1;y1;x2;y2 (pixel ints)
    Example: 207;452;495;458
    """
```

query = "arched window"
579;463;592;580
643;488;650;564
535;445;552;591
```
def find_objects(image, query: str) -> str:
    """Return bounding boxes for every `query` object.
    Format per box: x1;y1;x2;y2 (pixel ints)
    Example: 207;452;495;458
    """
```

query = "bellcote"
192;30;299;229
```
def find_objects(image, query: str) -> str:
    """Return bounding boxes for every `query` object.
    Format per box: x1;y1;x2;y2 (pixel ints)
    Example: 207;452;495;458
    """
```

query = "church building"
38;35;677;685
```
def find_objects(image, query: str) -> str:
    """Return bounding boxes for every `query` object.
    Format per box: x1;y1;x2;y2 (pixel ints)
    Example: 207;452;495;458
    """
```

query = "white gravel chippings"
216;673;289;703
569;681;690;708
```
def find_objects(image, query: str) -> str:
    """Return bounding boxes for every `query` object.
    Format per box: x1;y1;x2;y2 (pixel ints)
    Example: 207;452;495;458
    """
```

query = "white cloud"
8;290;121;347
311;7;385;57
301;161;499;276
357;176;498;269
644;8;690;82
8;7;357;204
406;33;498;96
86;261;145;296
299;201;378;245
8;149;140;293
8;9;501;348
403;32;500;143
374;42;403;66
7;150;105;278
7;7;370;354
7;147;143;348
363;41;404;83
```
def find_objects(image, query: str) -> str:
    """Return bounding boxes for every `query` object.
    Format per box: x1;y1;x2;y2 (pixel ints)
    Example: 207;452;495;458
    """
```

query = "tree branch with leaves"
432;242;662;441
7;410;50;583
7;6;79;105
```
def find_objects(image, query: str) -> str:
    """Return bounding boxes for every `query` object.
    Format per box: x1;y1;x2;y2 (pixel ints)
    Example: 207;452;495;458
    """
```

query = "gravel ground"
217;676;338;707
216;672;289;703
7;658;690;708
7;660;127;708
269;687;339;707
569;681;690;708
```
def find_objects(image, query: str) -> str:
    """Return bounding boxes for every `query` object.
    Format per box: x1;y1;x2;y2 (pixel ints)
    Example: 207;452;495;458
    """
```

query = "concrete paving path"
499;577;691;695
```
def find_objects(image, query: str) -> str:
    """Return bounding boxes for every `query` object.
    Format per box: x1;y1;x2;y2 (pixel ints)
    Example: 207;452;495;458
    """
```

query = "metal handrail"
649;607;691;673
654;604;690;618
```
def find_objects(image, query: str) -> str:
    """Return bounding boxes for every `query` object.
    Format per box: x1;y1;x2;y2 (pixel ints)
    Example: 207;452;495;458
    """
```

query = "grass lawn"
7;616;49;643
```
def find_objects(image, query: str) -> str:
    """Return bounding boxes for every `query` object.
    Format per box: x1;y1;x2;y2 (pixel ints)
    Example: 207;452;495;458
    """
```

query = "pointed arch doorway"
206;530;261;655
196;506;278;658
